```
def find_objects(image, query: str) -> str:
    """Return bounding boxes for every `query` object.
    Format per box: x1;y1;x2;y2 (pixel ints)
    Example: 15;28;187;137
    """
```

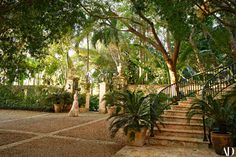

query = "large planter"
79;107;88;113
63;104;72;112
54;104;63;113
211;131;232;155
127;128;147;146
107;106;116;115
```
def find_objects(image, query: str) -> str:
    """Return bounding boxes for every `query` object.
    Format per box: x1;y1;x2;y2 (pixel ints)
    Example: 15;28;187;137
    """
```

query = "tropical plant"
102;90;119;108
187;94;236;133
148;93;170;136
89;95;99;111
108;90;167;139
78;93;86;108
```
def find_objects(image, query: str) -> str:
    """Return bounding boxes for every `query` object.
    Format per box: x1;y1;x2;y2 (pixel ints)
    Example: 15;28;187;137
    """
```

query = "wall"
127;84;167;94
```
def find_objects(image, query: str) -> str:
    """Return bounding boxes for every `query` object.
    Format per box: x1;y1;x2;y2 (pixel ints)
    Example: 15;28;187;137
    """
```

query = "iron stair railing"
152;62;236;139
157;65;227;106
202;62;236;99
201;62;236;142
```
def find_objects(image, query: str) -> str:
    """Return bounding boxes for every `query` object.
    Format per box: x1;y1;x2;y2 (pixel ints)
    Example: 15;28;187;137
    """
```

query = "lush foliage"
89;95;99;111
0;85;62;111
187;94;236;133
108;90;168;138
47;90;73;106
102;90;120;108
0;0;86;83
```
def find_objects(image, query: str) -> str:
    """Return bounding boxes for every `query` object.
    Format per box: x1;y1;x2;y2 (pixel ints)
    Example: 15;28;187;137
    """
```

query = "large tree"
0;0;86;83
193;0;236;60
79;0;196;86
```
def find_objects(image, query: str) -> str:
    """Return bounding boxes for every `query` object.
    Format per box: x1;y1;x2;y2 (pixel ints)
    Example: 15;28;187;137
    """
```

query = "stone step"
186;97;195;102
148;135;209;147
171;105;191;111
164;110;189;117
161;115;202;124
155;128;204;139
158;121;203;130
179;98;192;102
164;109;201;118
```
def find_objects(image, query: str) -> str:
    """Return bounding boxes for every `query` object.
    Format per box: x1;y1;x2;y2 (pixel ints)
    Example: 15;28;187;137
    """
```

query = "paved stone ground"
0;109;125;157
0;109;235;157
113;145;235;157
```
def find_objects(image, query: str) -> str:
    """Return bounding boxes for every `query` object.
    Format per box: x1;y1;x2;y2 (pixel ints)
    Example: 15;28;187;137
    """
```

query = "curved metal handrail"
200;62;236;142
157;64;227;105
151;62;235;138
202;62;236;99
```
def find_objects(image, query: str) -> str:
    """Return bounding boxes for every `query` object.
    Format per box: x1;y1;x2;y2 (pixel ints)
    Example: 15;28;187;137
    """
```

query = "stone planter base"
107;106;116;116
54;104;63;113
79;107;89;113
127;128;147;146
211;131;232;155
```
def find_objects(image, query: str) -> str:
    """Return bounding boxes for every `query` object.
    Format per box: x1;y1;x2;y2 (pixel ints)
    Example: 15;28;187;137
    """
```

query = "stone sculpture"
68;91;79;117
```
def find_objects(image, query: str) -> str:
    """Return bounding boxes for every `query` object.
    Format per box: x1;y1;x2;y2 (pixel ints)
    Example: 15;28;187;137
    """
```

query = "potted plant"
61;91;73;112
103;90;119;115
108;90;167;146
187;93;236;155
78;93;87;112
47;92;63;113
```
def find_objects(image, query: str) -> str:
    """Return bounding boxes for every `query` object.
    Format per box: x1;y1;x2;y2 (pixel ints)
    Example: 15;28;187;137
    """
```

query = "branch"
79;2;143;26
101;21;129;32
136;11;169;61
195;2;235;28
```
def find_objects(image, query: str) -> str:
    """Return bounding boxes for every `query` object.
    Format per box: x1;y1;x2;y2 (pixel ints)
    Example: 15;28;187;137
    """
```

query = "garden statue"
68;91;79;117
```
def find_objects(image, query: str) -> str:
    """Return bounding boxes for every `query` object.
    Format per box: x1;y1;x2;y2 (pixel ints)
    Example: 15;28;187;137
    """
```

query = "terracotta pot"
127;128;147;146
64;104;72;112
79;107;88;113
211;131;232;155
107;106;116;115
54;104;62;113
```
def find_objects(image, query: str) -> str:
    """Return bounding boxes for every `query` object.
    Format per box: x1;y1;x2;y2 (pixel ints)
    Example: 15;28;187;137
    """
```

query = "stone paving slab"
0;109;48;122
0;110;123;157
0;131;35;146
112;145;235;157
0;112;107;133
0;137;123;157
57;120;126;144
1;109;234;157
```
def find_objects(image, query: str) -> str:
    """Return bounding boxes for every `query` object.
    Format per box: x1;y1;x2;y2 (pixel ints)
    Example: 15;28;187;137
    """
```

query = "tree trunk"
166;61;179;97
85;34;90;111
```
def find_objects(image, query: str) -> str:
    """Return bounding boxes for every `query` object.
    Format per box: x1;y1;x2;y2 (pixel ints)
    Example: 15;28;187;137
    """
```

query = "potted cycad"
108;90;167;146
103;90;119;115
61;91;73;112
47;92;63;113
187;93;236;155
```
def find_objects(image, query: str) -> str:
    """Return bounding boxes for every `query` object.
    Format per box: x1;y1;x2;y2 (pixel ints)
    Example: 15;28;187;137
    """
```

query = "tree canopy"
0;0;86;83
1;0;235;85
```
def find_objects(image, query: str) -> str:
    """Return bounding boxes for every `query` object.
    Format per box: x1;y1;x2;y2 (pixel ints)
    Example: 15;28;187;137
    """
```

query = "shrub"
0;85;62;112
90;95;99;111
78;93;86;107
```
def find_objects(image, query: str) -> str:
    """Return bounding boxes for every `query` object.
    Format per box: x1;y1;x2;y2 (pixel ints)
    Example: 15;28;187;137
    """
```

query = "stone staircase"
148;83;236;147
148;98;208;147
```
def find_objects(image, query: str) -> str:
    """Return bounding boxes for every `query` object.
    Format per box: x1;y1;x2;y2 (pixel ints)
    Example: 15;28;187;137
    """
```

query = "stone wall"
127;84;167;94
